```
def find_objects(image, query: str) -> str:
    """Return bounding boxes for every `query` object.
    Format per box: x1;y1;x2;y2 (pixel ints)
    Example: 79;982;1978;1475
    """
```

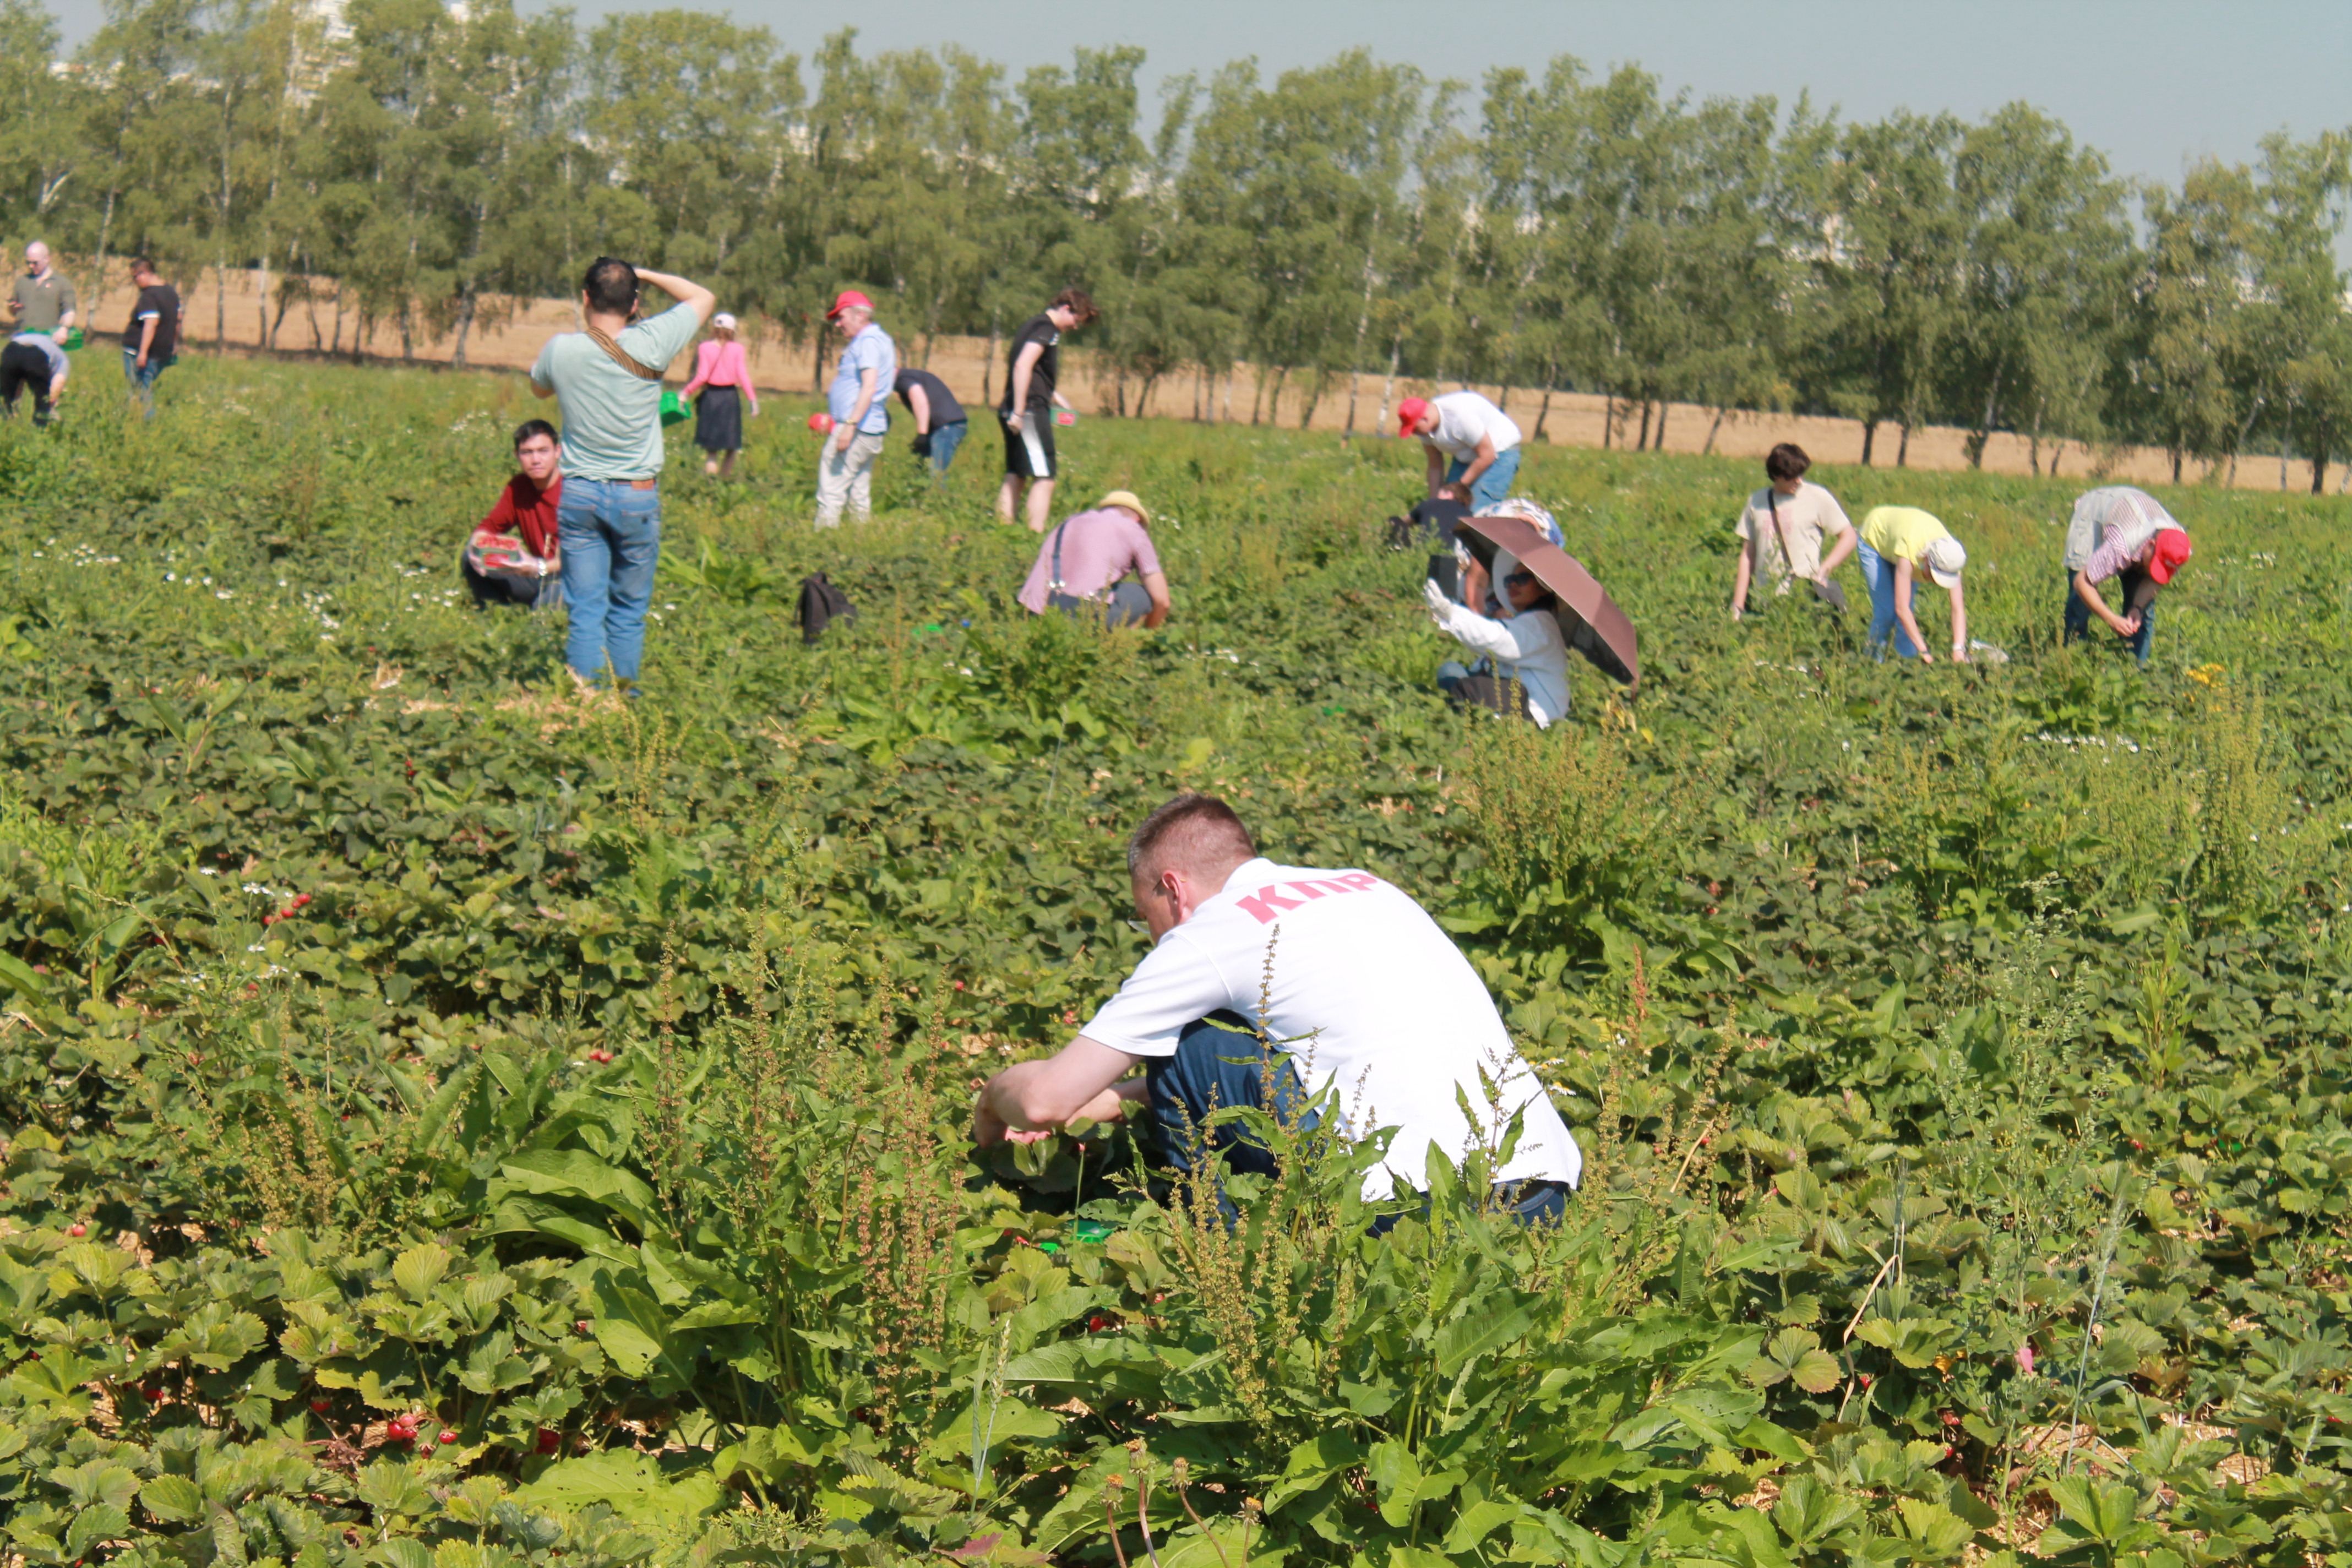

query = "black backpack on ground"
797;572;856;645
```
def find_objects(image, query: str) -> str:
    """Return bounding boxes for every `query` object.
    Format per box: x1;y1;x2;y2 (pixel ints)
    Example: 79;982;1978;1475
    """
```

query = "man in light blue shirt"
530;257;714;690
816;289;896;529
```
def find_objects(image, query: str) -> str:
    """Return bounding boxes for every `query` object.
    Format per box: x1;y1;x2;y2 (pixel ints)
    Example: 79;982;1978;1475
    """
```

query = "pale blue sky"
45;0;2352;233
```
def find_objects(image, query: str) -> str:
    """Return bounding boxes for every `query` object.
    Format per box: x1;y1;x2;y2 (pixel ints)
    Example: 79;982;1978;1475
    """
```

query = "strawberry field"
0;360;2349;1566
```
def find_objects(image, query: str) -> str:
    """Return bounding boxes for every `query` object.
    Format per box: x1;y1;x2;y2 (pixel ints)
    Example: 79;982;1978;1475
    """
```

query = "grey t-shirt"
529;303;704;482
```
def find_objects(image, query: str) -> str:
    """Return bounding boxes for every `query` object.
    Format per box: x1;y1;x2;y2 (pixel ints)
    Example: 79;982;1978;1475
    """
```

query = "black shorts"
1001;410;1056;478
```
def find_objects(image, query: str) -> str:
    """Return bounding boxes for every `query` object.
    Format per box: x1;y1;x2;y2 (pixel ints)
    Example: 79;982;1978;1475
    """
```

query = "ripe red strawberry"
67;1223;86;1237
311;1399;330;1413
1088;1315;1108;1332
575;1320;591;1335
438;1430;459;1445
536;1427;561;1454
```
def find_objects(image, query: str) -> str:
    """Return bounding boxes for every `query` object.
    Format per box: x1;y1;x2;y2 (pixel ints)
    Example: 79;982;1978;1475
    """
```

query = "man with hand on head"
999;287;1097;531
530;255;715;692
973;794;1580;1221
9;243;75;339
2061;486;2191;666
121;257;181;418
1400;390;1523;515
817;290;895;528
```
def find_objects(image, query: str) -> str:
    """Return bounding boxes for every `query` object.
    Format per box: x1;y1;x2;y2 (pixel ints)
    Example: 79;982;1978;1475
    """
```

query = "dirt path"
75;262;2338;494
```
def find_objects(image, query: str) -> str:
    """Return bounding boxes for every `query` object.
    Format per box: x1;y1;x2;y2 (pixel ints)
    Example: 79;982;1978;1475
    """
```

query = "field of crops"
0;357;2348;1566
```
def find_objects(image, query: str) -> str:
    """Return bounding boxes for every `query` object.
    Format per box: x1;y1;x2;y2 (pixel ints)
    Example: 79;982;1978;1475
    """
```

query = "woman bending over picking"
1422;560;1571;725
1856;505;1968;662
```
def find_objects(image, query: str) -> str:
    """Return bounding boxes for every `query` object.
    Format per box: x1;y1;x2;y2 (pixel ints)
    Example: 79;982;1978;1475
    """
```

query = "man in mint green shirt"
530;257;713;690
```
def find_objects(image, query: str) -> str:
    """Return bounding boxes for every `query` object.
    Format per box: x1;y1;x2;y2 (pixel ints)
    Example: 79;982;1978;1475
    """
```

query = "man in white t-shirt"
1400;391;1525;515
1730;443;1856;619
973;794;1580;1215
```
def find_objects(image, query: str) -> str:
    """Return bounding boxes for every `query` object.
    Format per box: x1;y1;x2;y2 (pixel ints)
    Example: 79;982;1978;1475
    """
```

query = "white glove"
1422;579;1456;625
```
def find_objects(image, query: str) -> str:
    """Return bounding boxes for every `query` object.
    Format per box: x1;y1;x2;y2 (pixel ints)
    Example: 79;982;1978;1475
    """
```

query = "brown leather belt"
625;478;657;489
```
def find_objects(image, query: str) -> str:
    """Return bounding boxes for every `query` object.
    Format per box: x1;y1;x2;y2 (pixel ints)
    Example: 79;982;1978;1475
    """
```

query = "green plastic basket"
658;389;689;427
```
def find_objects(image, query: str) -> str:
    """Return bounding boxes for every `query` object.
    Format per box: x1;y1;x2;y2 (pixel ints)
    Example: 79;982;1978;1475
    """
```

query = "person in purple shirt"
1017;491;1170;628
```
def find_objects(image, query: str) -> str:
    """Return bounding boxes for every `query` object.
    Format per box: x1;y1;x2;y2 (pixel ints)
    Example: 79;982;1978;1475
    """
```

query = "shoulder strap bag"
584;323;666;382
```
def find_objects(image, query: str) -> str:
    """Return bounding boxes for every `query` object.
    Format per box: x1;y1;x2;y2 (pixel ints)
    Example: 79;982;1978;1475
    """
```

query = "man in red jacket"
462;420;564;609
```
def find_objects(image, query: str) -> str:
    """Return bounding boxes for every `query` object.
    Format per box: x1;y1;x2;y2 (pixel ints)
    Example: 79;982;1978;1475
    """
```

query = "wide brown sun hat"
1456;513;1642;693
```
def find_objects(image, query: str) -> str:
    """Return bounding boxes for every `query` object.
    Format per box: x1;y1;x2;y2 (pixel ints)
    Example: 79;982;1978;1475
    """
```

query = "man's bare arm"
1008;341;1045;422
976;1036;1141;1144
634;268;716;325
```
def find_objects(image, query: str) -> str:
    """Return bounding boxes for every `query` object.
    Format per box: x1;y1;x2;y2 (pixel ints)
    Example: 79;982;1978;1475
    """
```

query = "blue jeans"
2063;570;2154;664
122;349;173;418
1446;448;1521;513
1146;1015;1569;1227
924;419;967;474
1856;539;1920;660
558;479;661;685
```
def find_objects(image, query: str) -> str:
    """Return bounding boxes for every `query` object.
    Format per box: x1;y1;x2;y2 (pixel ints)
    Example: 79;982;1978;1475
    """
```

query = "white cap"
1925;535;1967;589
712;312;738;331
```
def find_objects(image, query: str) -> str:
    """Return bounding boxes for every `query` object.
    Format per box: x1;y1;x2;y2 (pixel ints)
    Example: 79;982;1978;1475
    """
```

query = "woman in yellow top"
1857;506;1968;662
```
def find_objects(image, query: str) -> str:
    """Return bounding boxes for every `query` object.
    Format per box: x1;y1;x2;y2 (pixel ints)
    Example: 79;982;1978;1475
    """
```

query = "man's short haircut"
1128;794;1256;881
1050;286;1098;324
583;257;640;316
1765;443;1810;483
1437;481;1471;502
129;255;156;276
513;418;557;450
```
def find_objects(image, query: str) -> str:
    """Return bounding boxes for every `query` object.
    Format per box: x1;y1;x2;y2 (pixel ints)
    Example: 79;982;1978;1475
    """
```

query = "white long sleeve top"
1435;600;1571;726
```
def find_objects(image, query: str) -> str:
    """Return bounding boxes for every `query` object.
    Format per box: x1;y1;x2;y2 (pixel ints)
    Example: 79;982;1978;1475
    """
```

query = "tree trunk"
1222;366;1234;423
1896;421;1911;468
1703;405;1727;455
2312;450;2329;494
1537;384;1555;443
2171;449;2182;484
1635;401;1652;451
1652;401;1669;451
1377;333;1401;434
451;292;478;369
1602;394;1614;450
1860;421;1877;466
981;314;999;406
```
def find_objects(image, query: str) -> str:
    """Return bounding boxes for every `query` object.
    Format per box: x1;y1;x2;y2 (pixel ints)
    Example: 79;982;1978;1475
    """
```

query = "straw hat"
1099;490;1150;524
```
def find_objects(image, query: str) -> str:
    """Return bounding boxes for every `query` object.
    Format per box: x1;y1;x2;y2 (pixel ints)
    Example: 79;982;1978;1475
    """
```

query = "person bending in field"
972;794;1580;1221
461;420;563;611
0;328;68;428
530;256;715;692
2061;486;2191;666
1399;390;1522;515
1856;505;1968;662
1387;480;1472;552
1730;443;1856;620
1017;489;1170;629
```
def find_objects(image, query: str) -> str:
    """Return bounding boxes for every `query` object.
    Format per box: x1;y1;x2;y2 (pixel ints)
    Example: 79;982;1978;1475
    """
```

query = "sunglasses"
1505;570;1536;587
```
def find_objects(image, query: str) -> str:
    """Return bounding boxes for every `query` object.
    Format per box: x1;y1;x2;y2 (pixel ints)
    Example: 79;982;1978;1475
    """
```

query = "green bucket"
658;389;689;427
60;328;84;351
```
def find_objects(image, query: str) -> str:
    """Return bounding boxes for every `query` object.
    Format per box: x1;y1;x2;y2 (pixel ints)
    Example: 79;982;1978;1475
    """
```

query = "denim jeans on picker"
1446;448;1521;514
2062;570;2154;665
1856;538;1921;660
558;478;661;686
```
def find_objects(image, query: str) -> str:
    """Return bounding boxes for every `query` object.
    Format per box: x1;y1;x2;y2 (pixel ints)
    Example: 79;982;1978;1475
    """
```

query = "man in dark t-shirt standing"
998;287;1097;532
122;257;182;420
895;366;968;475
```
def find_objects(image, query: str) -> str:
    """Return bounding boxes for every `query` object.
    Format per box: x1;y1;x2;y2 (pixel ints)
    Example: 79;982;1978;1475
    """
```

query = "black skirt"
694;384;743;452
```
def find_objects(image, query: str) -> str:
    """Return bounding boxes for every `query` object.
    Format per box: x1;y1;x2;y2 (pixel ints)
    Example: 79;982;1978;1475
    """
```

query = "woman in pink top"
1017;490;1171;628
682;312;760;478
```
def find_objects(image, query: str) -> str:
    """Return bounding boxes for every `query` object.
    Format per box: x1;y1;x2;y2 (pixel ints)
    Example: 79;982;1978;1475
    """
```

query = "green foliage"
0;366;2348;1563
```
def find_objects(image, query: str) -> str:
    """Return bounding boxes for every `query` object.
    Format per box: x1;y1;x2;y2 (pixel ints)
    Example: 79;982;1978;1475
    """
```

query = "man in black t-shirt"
895;366;968;475
998;286;1097;532
122;256;182;420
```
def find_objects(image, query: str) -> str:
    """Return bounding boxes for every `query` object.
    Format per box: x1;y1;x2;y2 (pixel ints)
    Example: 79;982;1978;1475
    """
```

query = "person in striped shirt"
2061;487;2192;666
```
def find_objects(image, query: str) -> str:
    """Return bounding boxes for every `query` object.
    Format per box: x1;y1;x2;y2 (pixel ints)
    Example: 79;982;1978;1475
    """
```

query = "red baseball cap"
2147;527;2192;585
1396;396;1430;436
825;290;873;320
